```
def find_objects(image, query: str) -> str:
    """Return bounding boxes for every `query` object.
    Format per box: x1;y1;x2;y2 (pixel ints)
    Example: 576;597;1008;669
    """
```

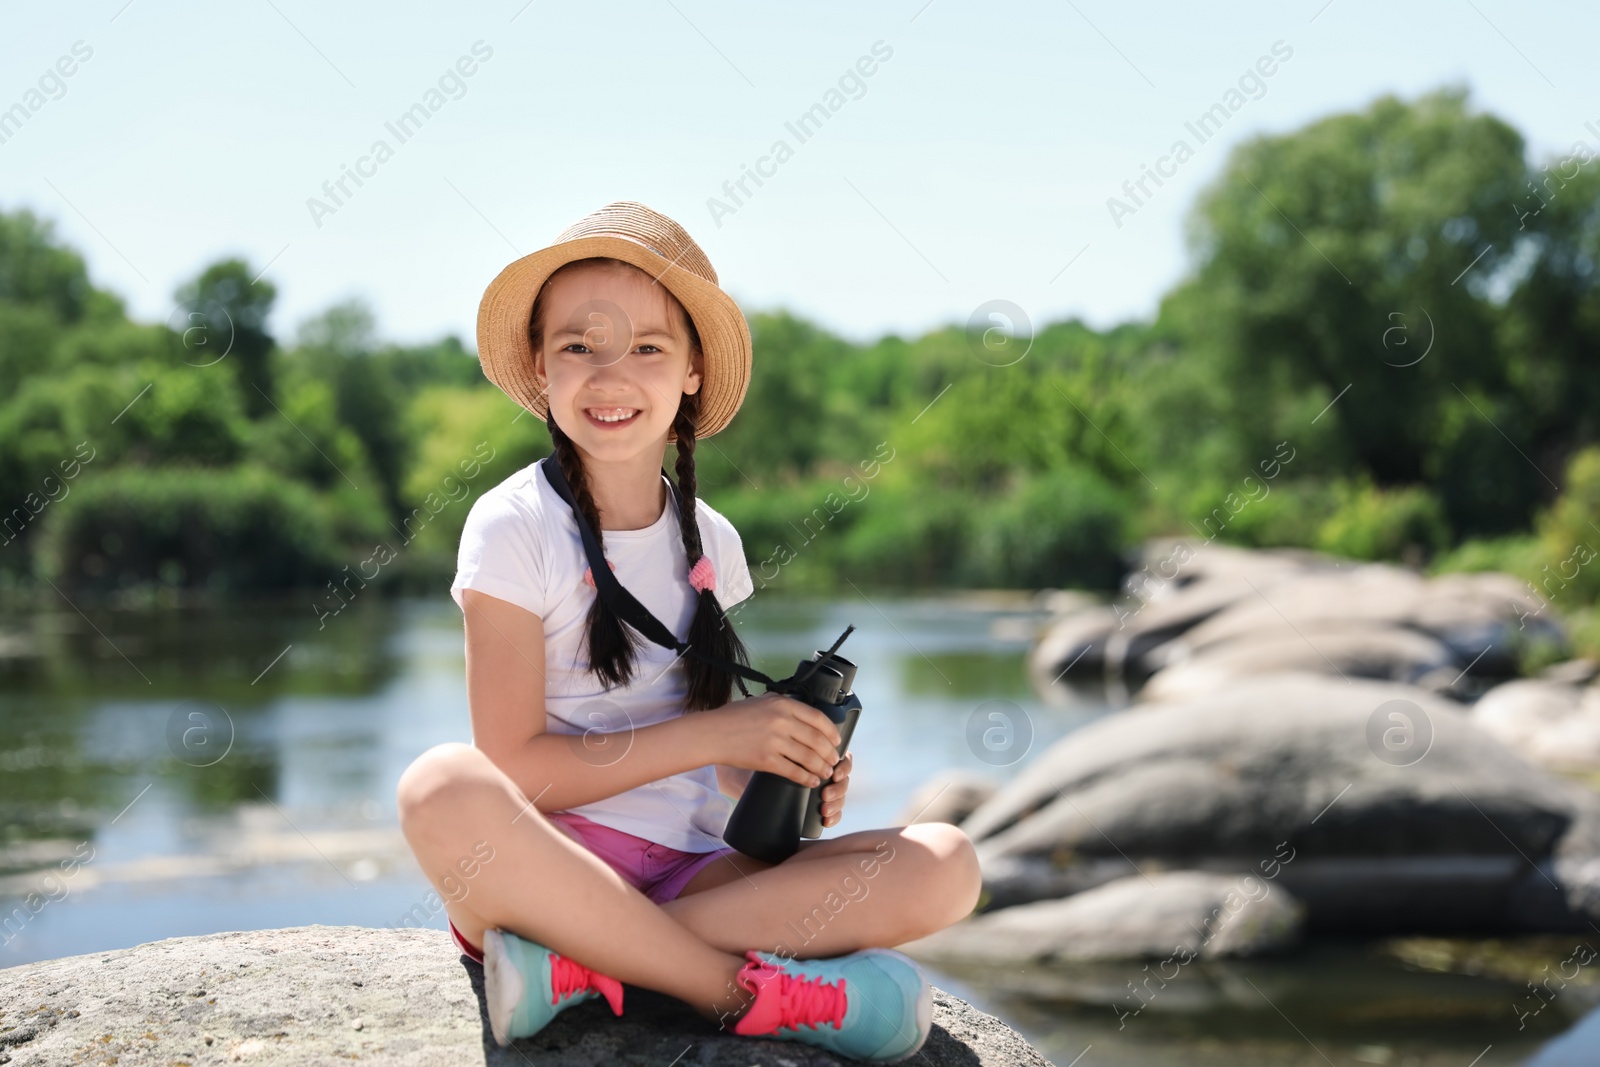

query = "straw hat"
476;201;752;440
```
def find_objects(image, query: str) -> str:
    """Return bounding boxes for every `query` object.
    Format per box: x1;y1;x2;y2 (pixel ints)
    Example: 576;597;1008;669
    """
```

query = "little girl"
396;201;981;1062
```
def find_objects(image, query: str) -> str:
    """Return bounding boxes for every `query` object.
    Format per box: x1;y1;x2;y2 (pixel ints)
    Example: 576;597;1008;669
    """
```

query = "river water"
0;592;1594;1064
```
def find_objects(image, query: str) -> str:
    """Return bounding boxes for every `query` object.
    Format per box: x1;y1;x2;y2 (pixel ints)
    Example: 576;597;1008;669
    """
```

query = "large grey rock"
1125;538;1338;590
1106;541;1332;675
1541;657;1600;686
1027;603;1120;685
957;673;1580;931
1472;676;1600;772
1038;545;1563;693
1138;624;1457;702
894;769;998;827
1412;571;1568;667
0;925;1051;1066
1169;566;1562;677
1497;785;1600;932
1172;565;1427;650
1103;574;1294;677
1028;540;1331;687
899;871;1304;964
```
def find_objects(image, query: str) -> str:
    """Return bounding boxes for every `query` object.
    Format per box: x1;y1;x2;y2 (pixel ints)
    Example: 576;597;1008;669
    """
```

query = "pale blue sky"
2;1;1594;348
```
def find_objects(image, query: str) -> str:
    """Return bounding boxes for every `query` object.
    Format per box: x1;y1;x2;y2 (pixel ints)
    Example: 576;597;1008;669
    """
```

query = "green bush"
400;385;551;556
970;466;1131;590
757;463;1136;592
1315;477;1450;561
834;481;974;588
1567;603;1600;661
241;374;375;493
1532;445;1600;604
1188;477;1344;550
0;361;252;524
713;473;888;592
36;464;374;596
1429;533;1544;579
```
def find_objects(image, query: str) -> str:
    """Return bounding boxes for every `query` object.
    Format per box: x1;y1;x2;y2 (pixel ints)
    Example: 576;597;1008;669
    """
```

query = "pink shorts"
448;809;740;963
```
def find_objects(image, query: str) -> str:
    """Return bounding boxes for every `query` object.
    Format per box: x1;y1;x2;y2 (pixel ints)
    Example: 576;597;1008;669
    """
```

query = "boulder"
1172;565;1426;649
1501;785;1600;932
899;871;1304;964
1541;658;1600;686
1138;624;1457;703
0;925;1052;1066
1027;540;1329;687
1103;574;1293;677
1413;571;1568;668
1472;676;1600;772
1168;566;1562;678
1127;538;1339;588
1034;545;1564;693
894;769;998;827
1027;604;1119;685
957;673;1580;931
1107;541;1332;675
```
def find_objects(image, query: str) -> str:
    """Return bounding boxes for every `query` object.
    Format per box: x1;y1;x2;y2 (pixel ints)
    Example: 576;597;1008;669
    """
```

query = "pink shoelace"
732;950;848;1035
548;951;625;1016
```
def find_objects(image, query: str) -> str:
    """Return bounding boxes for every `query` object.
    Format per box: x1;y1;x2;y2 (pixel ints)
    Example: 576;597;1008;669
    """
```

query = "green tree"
0;207;98;325
1160;87;1530;533
173;259;278;418
286;299;412;520
1501;160;1600;491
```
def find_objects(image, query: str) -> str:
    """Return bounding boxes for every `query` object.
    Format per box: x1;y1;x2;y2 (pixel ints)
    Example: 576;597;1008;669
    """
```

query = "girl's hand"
704;691;842;789
819;751;852;828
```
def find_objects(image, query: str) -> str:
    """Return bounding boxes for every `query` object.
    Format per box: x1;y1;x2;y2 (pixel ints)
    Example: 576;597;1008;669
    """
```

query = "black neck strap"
540;454;776;697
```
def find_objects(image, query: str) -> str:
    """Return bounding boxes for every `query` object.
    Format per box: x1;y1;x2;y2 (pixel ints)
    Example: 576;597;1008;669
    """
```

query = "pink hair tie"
582;559;617;587
688;555;716;593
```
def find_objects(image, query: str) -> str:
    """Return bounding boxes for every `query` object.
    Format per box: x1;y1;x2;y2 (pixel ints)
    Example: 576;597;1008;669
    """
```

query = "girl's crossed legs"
396;741;982;1025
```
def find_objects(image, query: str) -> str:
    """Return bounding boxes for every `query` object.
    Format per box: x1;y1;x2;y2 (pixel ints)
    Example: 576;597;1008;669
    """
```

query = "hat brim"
476;234;751;440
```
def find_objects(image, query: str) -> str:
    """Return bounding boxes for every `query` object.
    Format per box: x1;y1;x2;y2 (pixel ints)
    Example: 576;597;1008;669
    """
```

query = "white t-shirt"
450;457;756;852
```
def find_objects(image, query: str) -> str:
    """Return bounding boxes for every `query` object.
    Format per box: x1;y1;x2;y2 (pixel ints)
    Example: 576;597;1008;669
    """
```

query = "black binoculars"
721;648;863;864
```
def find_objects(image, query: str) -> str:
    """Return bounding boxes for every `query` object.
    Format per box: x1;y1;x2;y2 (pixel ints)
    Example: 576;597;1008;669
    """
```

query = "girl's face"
531;261;703;462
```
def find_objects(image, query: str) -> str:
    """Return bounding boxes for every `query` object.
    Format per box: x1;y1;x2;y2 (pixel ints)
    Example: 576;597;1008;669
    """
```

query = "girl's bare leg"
659;822;982;962
395;742;749;1021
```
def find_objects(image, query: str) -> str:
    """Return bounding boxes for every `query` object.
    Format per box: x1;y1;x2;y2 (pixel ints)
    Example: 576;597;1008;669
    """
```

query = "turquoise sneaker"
481;927;625;1047
729;947;933;1062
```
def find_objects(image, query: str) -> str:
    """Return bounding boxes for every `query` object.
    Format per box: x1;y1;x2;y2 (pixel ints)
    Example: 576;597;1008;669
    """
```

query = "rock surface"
0;925;1052;1066
1027;603;1120;683
957;673;1581;929
900;870;1304;964
1029;541;1330;683
1168;566;1560;678
1032;541;1566;694
1129;538;1339;588
893;768;998;827
1542;657;1600;686
1105;543;1332;675
1138;623;1457;702
1473;675;1600;771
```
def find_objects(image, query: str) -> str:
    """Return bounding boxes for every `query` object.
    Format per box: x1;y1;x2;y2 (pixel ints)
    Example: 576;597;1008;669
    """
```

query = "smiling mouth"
585;407;641;425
